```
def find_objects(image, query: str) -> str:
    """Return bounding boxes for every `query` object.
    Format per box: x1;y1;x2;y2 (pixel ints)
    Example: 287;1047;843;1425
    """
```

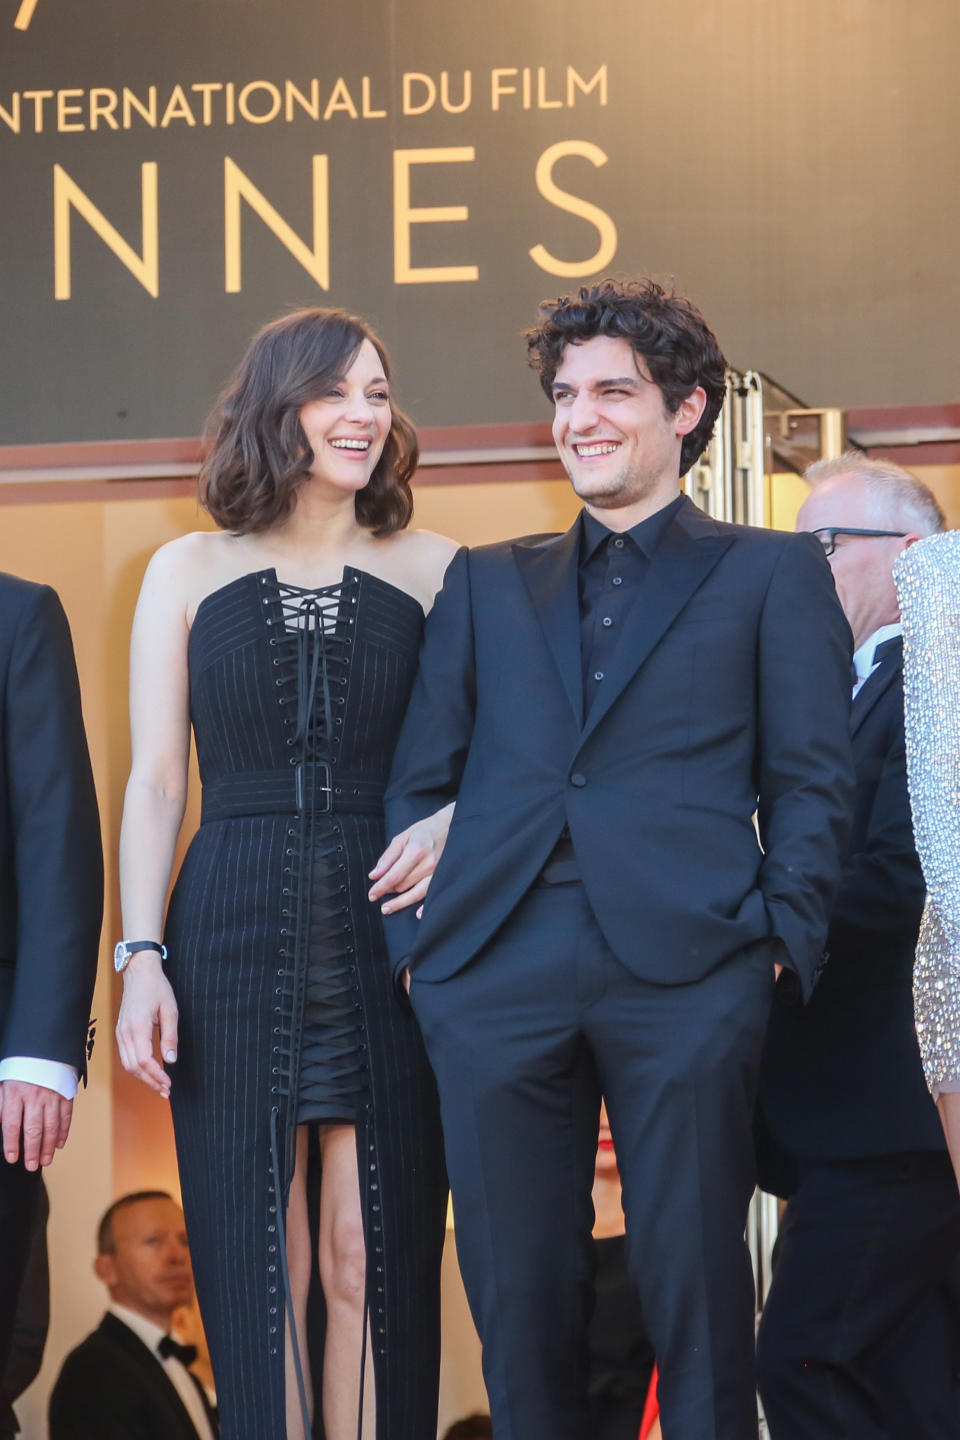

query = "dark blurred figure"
441;1415;493;1440
0;574;102;1380
0;1179;49;1435
756;457;960;1440
49;1192;217;1440
589;1104;657;1440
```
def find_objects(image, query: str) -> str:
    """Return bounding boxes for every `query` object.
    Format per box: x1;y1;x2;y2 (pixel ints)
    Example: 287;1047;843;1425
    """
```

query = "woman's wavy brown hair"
199;308;418;536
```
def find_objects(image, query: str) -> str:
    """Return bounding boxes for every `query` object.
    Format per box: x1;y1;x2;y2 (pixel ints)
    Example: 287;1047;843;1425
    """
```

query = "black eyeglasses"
811;527;907;557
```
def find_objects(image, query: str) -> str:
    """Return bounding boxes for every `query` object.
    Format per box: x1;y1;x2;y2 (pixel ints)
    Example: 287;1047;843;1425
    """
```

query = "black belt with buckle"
200;764;385;822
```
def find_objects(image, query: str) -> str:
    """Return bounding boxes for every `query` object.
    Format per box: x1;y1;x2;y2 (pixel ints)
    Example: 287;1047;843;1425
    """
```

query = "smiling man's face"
550;334;704;521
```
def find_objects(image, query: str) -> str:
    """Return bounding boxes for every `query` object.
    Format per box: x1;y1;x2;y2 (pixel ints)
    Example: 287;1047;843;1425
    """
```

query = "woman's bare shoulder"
140;532;240;613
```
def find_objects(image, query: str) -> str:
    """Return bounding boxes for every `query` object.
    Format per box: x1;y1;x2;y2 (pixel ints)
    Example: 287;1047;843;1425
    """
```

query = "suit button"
570;772;587;788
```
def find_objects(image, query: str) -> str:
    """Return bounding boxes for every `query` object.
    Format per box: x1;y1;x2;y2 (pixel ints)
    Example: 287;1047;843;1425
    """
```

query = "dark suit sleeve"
831;704;925;934
754;533;855;998
49;1345;164;1440
383;546;476;975
1;586;103;1071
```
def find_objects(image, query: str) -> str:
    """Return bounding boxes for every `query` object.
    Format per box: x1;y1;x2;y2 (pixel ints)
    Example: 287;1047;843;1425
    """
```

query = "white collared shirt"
852;622;902;698
109;1303;216;1440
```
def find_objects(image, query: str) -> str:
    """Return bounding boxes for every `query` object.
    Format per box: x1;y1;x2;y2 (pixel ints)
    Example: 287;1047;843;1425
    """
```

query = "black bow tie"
158;1334;198;1367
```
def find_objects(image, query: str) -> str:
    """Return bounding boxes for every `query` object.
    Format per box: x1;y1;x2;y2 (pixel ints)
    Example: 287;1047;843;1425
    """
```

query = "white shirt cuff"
0;1057;79;1099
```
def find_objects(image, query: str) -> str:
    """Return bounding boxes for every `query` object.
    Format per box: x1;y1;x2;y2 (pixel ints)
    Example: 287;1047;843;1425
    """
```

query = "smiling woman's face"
298;338;392;494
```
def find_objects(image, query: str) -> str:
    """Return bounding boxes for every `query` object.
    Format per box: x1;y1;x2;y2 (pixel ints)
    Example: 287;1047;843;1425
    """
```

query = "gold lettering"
393;147;478;285
192;83;223;125
528;140;617;277
402;73;436;116
440;71;471;114
323;78;358;121
285;79;320;121
522;68;532;109
89;88;119;131
57;89;85;133
13;0;40;30
0;94;20;134
491;69;518;111
53;162;159;300
566;64;608;107
225;82;235;124
224;155;329;293
160;85;197;127
361;77;387;118
537;67;563;109
22;90;54;131
122;86;158;128
238;80;282;125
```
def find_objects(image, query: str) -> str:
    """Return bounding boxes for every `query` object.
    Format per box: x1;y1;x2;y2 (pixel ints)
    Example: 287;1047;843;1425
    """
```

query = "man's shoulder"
457;533;565;585
0;571;57;615
701;516;810;554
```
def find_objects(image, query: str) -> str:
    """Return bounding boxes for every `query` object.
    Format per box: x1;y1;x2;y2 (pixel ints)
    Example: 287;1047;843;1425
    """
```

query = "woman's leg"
317;1123;376;1440
285;1125;314;1440
936;1092;960;1192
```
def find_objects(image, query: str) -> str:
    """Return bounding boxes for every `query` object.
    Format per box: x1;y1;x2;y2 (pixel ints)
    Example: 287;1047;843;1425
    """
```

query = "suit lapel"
851;642;902;736
513;520;584;724
579;498;734;744
99;1314;202;1439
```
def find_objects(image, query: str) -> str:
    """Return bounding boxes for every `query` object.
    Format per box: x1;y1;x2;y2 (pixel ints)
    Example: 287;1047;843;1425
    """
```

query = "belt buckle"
295;761;333;815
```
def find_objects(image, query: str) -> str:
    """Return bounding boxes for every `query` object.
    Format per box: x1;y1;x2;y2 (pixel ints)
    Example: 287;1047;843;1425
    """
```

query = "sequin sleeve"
896;531;960;968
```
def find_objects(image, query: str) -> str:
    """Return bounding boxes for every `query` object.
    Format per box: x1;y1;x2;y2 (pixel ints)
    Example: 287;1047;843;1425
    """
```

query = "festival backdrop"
1;0;958;444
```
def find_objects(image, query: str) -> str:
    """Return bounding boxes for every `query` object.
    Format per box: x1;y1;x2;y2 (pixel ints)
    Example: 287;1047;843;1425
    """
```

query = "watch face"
113;942;129;973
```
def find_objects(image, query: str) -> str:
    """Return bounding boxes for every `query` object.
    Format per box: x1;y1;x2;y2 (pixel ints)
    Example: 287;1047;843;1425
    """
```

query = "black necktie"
872;636;901;665
158;1334;198;1366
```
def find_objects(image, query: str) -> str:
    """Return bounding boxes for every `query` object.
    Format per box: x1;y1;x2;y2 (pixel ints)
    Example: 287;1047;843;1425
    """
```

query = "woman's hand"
116;955;179;1098
368;802;455;915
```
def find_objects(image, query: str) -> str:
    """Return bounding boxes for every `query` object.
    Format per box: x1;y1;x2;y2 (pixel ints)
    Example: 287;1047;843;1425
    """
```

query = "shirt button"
613;537;625;548
602;617;613;627
594;671;604;681
570;772;587;788
611;576;623;585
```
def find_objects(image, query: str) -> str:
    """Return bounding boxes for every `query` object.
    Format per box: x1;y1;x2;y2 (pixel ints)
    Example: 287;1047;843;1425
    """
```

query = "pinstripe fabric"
164;568;447;1440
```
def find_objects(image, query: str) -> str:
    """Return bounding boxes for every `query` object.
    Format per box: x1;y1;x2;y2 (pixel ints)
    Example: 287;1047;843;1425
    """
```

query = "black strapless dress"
165;567;447;1440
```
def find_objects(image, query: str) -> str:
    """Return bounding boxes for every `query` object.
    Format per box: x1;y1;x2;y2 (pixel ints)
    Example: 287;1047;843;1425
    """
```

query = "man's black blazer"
0;574;101;1075
48;1312;204;1440
384;497;855;998
756;639;943;1195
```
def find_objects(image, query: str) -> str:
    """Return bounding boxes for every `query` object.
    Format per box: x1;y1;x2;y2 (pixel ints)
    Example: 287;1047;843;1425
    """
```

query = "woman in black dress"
116;309;454;1439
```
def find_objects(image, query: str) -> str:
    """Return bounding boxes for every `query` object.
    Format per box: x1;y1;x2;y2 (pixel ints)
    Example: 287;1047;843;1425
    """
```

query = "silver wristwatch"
114;939;168;973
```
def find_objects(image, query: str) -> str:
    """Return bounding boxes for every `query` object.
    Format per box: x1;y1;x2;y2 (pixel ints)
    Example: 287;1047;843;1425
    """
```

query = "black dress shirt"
539;496;684;883
579;497;684;718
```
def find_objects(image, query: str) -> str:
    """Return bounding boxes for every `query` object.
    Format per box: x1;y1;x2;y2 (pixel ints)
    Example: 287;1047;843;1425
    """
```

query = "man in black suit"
0;573;102;1380
49;1191;218;1440
756;456;960;1438
381;279;855;1439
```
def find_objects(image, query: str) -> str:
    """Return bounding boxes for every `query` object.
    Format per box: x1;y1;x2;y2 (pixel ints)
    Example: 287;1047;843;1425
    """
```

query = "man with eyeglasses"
756;453;960;1439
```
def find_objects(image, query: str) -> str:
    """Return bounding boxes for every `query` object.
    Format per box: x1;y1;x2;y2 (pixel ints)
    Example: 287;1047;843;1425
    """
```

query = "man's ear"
675;386;707;437
94;1254;116;1287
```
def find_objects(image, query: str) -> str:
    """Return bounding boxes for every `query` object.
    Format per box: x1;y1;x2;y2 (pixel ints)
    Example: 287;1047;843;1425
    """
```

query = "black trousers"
410;881;774;1440
0;1158;42;1381
757;1153;960;1439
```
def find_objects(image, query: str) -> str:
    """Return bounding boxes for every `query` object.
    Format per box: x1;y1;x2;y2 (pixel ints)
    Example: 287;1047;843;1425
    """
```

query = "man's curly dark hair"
525;278;728;476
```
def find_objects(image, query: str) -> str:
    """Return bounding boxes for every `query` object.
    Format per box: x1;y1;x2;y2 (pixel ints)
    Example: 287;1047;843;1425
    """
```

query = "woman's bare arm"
116;543;193;1097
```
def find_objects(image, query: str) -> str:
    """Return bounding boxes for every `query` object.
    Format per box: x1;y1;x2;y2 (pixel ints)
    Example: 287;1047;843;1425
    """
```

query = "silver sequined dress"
895;530;960;1097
